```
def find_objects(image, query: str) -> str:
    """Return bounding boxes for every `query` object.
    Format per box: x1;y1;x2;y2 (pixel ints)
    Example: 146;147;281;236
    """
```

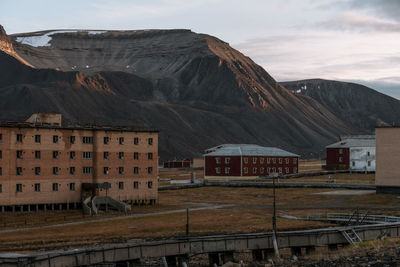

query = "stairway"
341;228;362;244
82;196;131;215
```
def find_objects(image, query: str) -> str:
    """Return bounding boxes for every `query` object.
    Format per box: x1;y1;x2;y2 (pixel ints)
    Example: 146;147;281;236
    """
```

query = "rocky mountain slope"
281;79;400;130
0;26;397;159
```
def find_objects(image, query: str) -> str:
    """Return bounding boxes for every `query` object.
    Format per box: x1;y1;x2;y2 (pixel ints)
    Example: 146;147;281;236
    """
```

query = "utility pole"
272;173;280;258
186;208;189;237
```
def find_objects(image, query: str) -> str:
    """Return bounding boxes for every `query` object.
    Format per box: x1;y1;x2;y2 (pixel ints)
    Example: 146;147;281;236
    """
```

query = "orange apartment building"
0;114;158;212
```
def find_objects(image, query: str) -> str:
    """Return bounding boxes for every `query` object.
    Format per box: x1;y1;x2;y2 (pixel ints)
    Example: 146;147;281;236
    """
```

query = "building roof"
326;138;376;148
204;144;299;157
0;121;158;133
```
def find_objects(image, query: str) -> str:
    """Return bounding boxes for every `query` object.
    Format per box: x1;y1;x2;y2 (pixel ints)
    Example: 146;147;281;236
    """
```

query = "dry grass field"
0;173;395;252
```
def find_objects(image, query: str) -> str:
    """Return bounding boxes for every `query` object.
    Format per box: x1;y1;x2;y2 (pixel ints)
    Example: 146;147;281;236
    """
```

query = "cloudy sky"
1;0;399;98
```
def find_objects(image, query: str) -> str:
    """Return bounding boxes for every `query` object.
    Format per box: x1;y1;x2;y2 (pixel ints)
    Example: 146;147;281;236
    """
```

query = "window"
83;152;92;159
16;150;23;159
133;181;139;189
367;151;370;156
70;136;75;144
53;151;59;159
148;138;153;145
119;152;124;160
118;182;124;190
267;167;271;173
339;149;343;154
34;183;40;192
35;135;41;143
83;167;93;174
104;137;109;144
339;157;343;163
285;158;289;164
272;158;276;164
352;161;355;167
244;158;248;164
53;135;58;144
16;183;22;192
294;167;297;173
225;158;230;164
134;137;139;145
293;158;297;164
134;152;139;160
35;150;41;159
244;167;248;174
82;136;93;144
52;183;58;192
0;167;2;176
119;137;124;145
368;161;371;167
0;134;2;143
0;150;2;159
16;167;22;175
133;167;139;174
279;158;282;164
285;167;289;173
148;181;153;188
148;153;153;160
216;167;221;174
148;167;153;174
253;158;257;164
253;167;257;174
17;134;23;142
53;167;59;175
267;158;271;164
272;167;276;173
104;167;109;174
70;167;75;175
260;167;264;174
0;184;2;193
69;183;75;191
215;157;221;164
118;167;124;174
70;151;76;159
278;167;282;173
260;158;264;164
225;167;230;174
104;151;109;159
35;167;40;175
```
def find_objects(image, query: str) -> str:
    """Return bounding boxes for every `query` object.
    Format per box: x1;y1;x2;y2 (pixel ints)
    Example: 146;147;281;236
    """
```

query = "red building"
204;144;299;179
163;158;191;168
325;135;375;171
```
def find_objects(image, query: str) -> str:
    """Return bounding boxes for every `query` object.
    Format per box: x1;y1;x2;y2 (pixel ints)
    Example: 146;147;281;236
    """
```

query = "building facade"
163;158;191;168
204;144;299;179
325;135;375;171
376;127;400;194
0;114;158;211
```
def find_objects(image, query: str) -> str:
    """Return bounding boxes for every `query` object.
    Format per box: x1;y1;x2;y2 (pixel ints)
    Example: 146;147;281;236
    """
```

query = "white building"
326;135;375;172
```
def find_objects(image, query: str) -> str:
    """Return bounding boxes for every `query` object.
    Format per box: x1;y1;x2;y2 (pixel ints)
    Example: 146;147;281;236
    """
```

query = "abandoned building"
325;135;375;171
163;158;191;168
0;113;158;212
204;144;299;179
376;127;400;194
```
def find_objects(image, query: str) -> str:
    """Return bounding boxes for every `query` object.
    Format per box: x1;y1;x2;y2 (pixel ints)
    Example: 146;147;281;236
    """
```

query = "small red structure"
204;144;299;178
163;158;191;168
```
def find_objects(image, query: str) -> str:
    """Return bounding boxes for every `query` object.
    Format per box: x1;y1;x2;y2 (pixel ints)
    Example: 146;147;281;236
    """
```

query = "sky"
1;0;400;98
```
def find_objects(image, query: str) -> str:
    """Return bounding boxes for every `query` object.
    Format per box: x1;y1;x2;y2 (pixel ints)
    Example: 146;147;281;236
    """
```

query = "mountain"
0;26;397;159
281;79;400;130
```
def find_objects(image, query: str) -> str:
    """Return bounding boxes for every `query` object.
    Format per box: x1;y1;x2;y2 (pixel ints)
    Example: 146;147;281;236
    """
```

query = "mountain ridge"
1;26;397;159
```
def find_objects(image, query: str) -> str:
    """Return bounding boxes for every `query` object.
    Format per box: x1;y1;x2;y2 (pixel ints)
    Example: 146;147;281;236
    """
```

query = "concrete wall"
350;147;375;171
376;127;400;192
